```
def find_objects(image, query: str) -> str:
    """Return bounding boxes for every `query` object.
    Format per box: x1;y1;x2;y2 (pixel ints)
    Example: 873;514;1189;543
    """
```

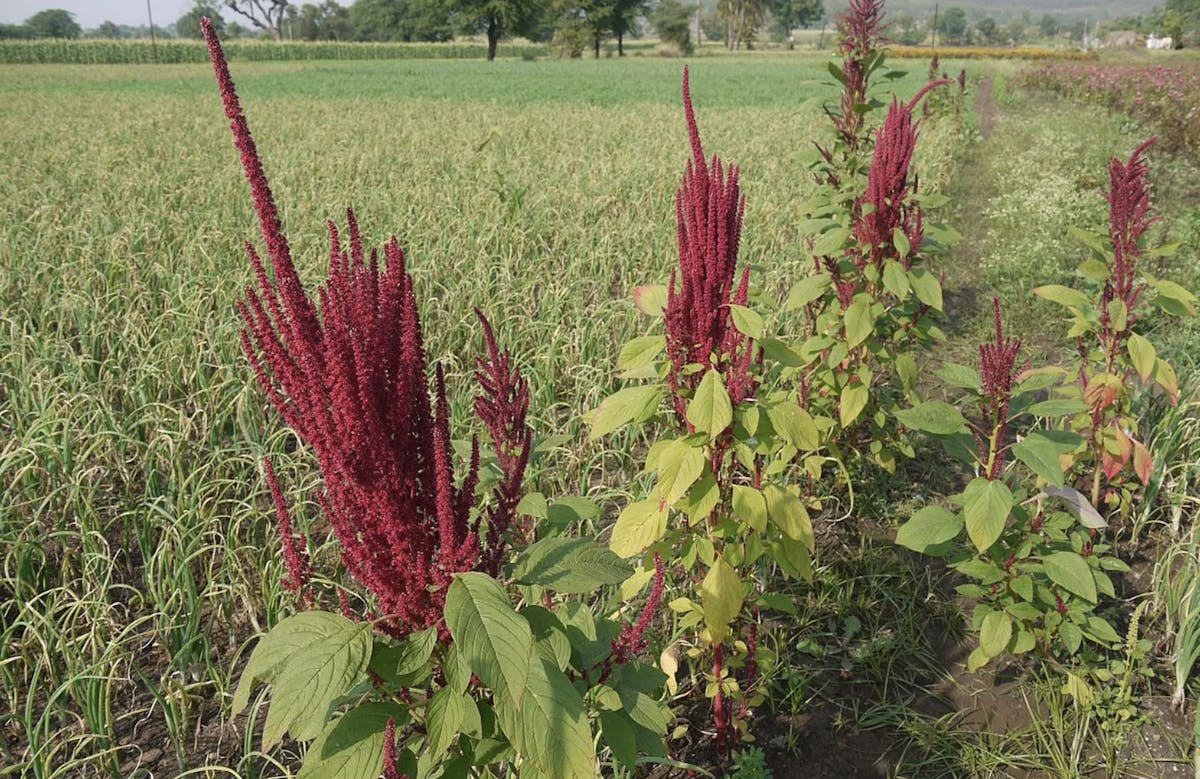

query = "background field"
2;50;1198;777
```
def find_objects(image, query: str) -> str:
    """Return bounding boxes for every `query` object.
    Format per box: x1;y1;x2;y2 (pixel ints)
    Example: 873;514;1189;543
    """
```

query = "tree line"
0;0;824;60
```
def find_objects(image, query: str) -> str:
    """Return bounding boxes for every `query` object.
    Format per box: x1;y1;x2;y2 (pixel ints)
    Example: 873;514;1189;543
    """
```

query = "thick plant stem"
713;643;727;757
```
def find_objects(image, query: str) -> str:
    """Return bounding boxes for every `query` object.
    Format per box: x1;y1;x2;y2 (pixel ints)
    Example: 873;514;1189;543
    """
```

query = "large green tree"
608;0;647;55
765;0;821;39
350;0;453;41
294;1;353;39
936;5;966;45
224;0;290;39
25;9;81;38
177;3;227;38
452;0;545;59
651;0;690;52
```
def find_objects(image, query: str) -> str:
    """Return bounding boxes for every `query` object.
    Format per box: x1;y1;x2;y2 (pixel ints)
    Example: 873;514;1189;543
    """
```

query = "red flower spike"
263;457;313;609
664;67;757;418
978;298;1022;479
1102;137;1158;348
203;17;529;640
833;0;889;150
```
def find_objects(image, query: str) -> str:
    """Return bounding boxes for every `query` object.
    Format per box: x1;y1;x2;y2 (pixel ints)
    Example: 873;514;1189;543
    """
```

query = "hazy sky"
0;1;221;28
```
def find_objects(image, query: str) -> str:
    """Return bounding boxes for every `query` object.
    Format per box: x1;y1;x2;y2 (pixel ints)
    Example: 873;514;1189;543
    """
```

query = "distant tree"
177;3;227;38
451;0;545;59
1005;18;1025;45
975;16;996;44
894;14;923;45
608;0;648;54
651;0;691;53
936;5;966;45
227;21;247;37
96;20;121;37
295;1;353;38
224;0;290;39
1038;13;1058;38
765;0;820;38
0;24;32;39
719;0;765;49
1164;8;1185;46
699;9;723;43
25;9;82;38
350;0;452;42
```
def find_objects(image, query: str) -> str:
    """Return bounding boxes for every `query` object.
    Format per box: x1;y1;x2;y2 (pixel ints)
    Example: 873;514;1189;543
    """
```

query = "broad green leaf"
1028;398;1088;417
546;496;601;525
1082;614;1121;644
773;536;813;582
633;285;667;316
1155;357;1180;401
1153;278;1198;315
234;611;362;716
298;702;408;779
844;299;875;349
1012;431;1078;487
516;492;549;520
425;686;465;763
732;485;768;533
892;229;912;261
1107;298;1128;332
523;606;572;671
680;474;720;524
966;646;990;672
657;438;706;505
759;337;807;367
599;709;638;770
962;478;1012;553
368;626;436;685
894;401;968;435
785;273;831;310
687;370;733;440
895;505;961;553
840;382;869;427
1127;333;1156;381
263;615;373;748
896;352;918;393
444;573;532;704
1034;284;1091;309
609;499;668;558
585;385;661;440
979;610;1012;658
936;363;982;393
496;657;595;779
1062;672;1094;705
812;226;850;256
618;336;665;372
729;305;764;339
1059;622;1083;655
763;485;814;548
1042;485;1107;529
910;269;943;310
766;401;820;451
700;557;743;642
512;538;633;594
1042;552;1097;603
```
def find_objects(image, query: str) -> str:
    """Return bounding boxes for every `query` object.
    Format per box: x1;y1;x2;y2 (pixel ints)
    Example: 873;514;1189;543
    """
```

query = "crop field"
3;34;1200;779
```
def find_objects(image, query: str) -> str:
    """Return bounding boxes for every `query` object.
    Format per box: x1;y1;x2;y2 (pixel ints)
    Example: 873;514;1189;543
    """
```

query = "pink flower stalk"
978;298;1021;479
664;67;757;418
832;0;888;150
203;18;531;639
611;553;665;664
263;457;312;608
1101;137;1158;352
382;718;405;779
854;81;950;275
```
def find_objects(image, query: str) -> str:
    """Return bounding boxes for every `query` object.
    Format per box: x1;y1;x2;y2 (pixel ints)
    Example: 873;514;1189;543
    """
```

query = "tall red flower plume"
1102;137;1158;342
203;18;531;639
978;298;1022;479
664;67;757;417
832;0;888;150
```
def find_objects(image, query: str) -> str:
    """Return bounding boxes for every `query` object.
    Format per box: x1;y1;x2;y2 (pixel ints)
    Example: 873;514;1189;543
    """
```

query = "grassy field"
1;50;1198;778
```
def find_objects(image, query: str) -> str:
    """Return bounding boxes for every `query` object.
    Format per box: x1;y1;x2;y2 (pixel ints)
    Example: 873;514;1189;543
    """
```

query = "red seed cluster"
1103;137;1158;337
203;18;530;639
664;67;757;417
832;0;888;150
854;81;950;275
978;298;1022;479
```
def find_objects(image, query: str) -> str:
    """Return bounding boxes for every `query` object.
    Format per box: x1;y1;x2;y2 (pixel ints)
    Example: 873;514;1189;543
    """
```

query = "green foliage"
25;9;82;39
650;0;693;54
177;3;227;39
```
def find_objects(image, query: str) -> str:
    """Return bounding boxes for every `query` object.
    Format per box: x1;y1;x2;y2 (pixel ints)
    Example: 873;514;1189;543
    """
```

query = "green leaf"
1042;552;1097;603
496;657;596;779
546;496;601;525
261;614;373;748
772;536;813;582
936;363;982;393
1152;278;1198;315
680;474;720;524
444;573;532;704
656;438;705;505
1034;284;1091;309
512;538;633;594
687;370;733;441
785;273;831;310
962;478;1013;553
516;492;549;520
298;702;409;779
729;305;764;339
892;230;912;261
1082;614;1121;645
700;556;743;643
1027;398;1088;417
840;382;869;427
732;485;768;533
895;505;961;553
233;611;355;716
979;610;1012;658
910;269;943;310
759;337;806;367
1059;622;1083;655
368;626;436;685
523;606;572;671
766;401;820;450
896;352;918;393
618;336;665;372
763;485;814;548
599;709;638;770
1012;431;1076;487
1107;298;1128;332
609;499;668;558
633;284;667;316
1042;485;1106;529
1127;334;1156;381
812;226;850;256
425;686;465;763
844;299;875;349
894;401;968;435
585;385;661;440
